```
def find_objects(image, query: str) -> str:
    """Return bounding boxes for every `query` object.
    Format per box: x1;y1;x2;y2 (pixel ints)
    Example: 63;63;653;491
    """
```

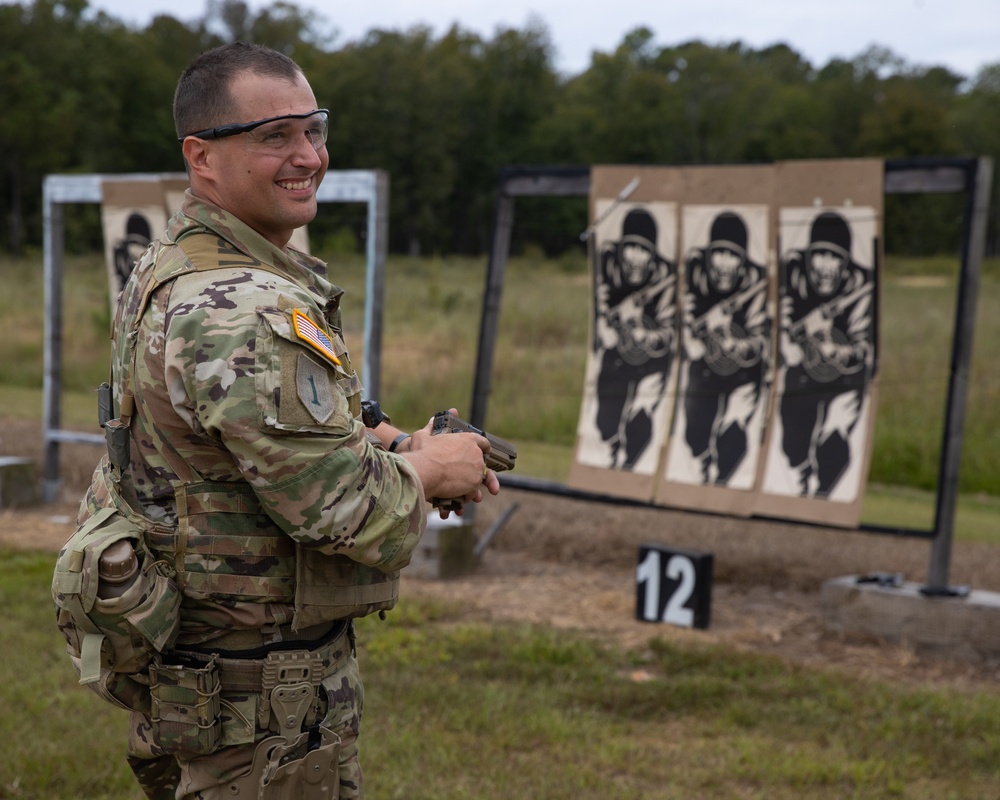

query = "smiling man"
68;42;498;800
176;57;330;246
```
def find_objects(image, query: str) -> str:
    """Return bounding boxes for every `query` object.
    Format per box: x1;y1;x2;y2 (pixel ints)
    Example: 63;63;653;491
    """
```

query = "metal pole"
362;170;389;400
924;157;993;594
41;180;64;503
471;166;592;428
470;181;516;428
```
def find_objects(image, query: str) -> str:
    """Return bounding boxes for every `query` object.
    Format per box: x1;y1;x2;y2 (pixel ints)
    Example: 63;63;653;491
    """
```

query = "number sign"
635;545;713;629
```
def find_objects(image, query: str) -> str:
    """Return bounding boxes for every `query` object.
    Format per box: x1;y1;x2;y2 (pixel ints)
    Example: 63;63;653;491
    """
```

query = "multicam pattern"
82;190;426;644
65;190;425;798
125;642;364;800
52;506;180;711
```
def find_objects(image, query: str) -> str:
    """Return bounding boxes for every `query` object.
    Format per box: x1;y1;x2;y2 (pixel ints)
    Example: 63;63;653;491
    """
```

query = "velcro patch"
296;353;335;424
292;309;341;366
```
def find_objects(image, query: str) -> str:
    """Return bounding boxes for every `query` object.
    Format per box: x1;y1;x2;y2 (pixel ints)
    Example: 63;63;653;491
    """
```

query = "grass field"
3;549;999;800
2;248;999;542
2;252;999;797
2;250;999;492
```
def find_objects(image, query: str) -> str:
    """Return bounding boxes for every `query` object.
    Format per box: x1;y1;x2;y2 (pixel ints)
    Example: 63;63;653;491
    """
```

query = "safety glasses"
178;109;329;155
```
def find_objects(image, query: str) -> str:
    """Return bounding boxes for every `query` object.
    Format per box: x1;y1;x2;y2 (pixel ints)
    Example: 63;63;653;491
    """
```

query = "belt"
173;619;351;694
182;619;348;659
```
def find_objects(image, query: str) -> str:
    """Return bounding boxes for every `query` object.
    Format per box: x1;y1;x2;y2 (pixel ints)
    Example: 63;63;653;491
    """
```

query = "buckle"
258;650;325;737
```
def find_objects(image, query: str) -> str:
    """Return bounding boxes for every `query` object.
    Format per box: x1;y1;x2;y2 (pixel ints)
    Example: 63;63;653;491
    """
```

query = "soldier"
677;211;770;485
592;207;676;470
778;210;875;497
68;42;499;799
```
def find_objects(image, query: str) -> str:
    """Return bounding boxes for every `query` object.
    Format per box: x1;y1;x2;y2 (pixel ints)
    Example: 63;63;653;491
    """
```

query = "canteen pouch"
149;655;223;755
52;506;181;712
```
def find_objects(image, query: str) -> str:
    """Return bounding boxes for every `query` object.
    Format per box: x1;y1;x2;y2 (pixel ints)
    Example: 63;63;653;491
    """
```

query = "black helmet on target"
707;211;748;293
806;212;852;296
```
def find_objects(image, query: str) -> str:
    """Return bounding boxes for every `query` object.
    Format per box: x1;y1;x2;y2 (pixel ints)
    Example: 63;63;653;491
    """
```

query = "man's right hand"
401;408;500;513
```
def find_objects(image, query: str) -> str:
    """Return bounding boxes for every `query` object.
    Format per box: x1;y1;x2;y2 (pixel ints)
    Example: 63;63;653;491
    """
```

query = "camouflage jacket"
81;191;426;646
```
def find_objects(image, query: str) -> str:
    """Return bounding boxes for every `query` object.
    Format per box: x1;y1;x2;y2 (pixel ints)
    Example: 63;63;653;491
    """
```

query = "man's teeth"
278;179;311;190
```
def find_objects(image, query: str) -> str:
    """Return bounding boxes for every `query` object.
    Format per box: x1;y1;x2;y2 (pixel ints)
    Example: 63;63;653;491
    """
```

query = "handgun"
430;411;516;511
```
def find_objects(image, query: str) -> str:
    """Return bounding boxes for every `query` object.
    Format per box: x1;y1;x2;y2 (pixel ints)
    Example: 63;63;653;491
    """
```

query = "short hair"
174;42;303;138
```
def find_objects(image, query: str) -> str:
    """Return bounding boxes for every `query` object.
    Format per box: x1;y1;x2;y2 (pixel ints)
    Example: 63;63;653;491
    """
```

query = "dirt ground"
4;415;999;692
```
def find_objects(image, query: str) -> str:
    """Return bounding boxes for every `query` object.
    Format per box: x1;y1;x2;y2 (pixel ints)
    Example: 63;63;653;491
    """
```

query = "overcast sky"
85;0;998;80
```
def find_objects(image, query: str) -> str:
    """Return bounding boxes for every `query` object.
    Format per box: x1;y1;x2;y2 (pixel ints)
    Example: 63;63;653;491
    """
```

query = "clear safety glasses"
179;109;329;155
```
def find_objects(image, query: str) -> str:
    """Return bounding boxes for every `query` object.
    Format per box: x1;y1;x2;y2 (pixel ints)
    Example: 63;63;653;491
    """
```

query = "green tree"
853;60;966;255
541;28;687;167
0;0;120;253
857;78;961;157
952;63;1000;254
456;20;561;252
312;26;467;254
128;15;221;160
312;21;560;255
811;56;881;157
737;46;832;161
0;2;990;257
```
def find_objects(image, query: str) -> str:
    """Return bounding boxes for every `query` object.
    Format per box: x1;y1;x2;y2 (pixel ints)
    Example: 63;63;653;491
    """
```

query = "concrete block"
407;514;477;579
821;574;1000;663
0;457;39;509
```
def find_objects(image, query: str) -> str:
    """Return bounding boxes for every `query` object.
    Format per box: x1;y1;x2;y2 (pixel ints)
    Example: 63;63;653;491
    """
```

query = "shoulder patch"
292;309;341;366
296;353;335;424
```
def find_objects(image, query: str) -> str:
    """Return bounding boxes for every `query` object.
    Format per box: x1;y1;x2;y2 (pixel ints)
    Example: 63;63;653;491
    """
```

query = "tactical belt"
181;619;347;657
174;619;350;694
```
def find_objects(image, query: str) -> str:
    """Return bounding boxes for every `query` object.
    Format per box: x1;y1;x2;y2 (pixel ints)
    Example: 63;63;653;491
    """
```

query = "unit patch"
292;309;341;365
296;353;335;424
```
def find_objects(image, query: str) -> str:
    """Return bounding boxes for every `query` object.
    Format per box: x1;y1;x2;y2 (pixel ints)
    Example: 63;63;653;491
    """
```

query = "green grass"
5;252;1000;542
273;251;1000;497
858;483;1000;544
0;254;112;393
4;252;998;799
0;384;97;429
6;253;1000;797
5;549;999;800
1;550;142;800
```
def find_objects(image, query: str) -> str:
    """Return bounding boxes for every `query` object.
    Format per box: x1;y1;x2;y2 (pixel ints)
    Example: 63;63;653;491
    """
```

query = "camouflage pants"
126;647;365;799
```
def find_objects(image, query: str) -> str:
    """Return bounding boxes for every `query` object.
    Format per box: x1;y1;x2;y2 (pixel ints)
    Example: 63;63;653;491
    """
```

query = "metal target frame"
41;169;389;503
470;157;993;593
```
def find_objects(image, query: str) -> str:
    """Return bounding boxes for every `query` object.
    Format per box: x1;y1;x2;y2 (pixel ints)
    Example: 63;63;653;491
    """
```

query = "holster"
239;646;341;797
224;727;342;798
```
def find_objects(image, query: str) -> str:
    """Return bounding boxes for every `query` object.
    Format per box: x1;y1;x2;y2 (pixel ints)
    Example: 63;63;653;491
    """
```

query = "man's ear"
182;137;214;179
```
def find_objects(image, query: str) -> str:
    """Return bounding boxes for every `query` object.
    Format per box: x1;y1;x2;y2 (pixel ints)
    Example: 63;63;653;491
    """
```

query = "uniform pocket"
255;307;355;434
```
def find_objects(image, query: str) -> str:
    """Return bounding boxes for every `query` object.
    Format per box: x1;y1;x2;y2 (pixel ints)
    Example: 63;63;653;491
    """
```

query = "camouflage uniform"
77;190;426;799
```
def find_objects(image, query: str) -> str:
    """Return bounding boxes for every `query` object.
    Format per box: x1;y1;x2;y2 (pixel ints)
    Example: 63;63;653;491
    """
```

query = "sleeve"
162;280;426;572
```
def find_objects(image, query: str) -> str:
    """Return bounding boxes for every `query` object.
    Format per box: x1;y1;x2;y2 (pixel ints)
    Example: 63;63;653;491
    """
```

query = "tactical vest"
136;231;399;629
54;230;397;709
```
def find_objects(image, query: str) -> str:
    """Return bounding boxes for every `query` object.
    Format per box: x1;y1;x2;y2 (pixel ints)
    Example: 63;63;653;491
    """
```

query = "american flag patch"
292;309;341;365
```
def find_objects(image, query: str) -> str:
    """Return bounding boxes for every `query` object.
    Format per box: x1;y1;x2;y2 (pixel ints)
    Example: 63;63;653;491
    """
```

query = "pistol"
430;411;516;510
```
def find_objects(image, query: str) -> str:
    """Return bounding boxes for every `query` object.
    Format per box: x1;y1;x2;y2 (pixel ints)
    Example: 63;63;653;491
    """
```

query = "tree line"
3;0;999;258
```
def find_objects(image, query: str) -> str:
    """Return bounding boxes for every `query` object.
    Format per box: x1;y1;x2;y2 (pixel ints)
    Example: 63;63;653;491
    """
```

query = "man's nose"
290;133;323;166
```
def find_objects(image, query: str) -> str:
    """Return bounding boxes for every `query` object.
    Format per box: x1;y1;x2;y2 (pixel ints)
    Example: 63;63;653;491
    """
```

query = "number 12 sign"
635;545;714;629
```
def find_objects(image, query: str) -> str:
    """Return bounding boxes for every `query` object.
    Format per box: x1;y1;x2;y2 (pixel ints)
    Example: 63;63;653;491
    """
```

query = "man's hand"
402;408;501;516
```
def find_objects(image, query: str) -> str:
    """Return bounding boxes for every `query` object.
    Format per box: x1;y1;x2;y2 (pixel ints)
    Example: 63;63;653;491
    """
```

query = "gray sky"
87;0;998;80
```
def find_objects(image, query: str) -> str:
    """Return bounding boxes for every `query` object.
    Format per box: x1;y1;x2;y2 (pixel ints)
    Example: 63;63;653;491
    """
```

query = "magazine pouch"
149;654;223;755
